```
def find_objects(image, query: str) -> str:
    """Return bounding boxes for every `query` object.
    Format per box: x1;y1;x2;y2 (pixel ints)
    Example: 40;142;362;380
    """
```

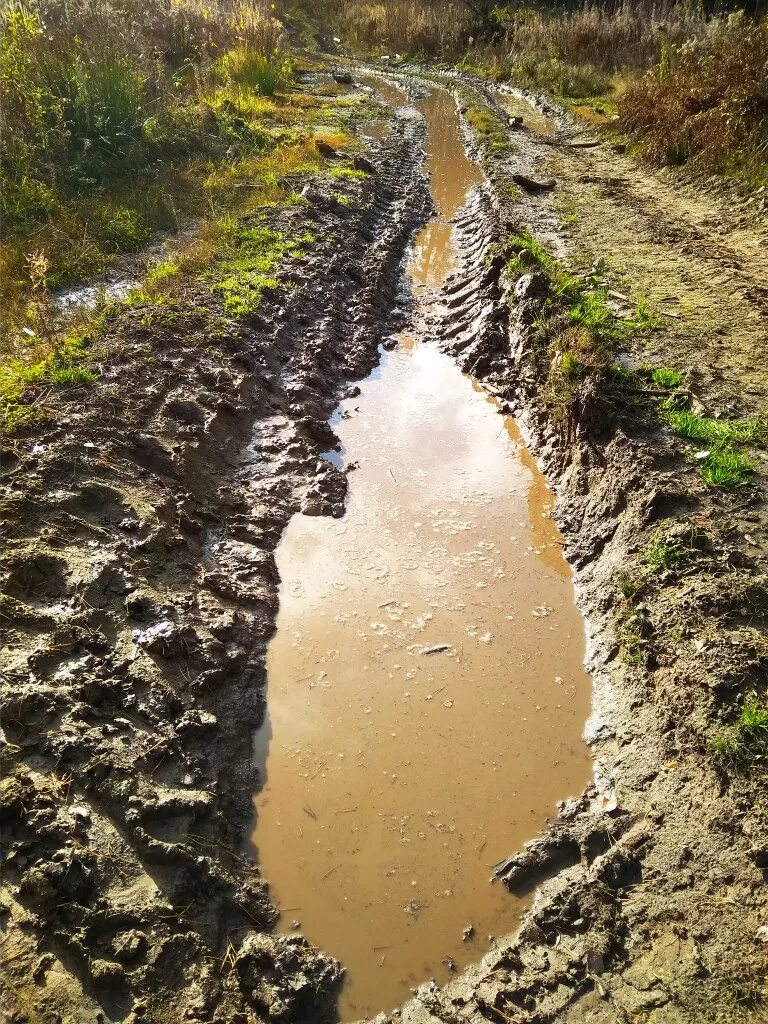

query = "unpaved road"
2;65;767;1024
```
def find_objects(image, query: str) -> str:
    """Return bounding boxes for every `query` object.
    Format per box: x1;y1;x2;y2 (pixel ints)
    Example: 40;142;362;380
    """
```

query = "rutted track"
2;63;767;1024
0;96;431;1024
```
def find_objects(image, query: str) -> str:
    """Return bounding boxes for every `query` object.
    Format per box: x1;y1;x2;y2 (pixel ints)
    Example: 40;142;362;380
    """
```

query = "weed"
216;47;289;97
465;104;511;151
619;13;768;185
646;529;687;572
145;261;181;290
710;696;768;773
620;632;645;666
505;55;611;99
663;406;761;488
699;448;755;489
47;366;97;387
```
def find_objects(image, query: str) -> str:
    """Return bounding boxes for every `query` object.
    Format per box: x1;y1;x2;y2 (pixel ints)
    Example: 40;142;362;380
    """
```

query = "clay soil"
2;64;767;1024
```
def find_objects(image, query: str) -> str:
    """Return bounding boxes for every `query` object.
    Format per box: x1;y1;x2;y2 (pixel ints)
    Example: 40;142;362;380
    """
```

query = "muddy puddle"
496;87;555;135
251;85;591;1020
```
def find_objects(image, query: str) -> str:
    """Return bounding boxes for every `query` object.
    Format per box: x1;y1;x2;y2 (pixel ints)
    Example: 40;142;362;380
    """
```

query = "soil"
2;60;767;1024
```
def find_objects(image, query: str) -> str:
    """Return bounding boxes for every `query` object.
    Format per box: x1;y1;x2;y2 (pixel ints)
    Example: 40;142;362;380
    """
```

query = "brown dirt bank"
0;83;430;1024
373;72;767;1024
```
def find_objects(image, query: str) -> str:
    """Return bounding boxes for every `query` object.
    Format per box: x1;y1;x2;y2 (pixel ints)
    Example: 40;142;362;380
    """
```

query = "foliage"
216;46;290;95
619;12;768;184
711;696;768;773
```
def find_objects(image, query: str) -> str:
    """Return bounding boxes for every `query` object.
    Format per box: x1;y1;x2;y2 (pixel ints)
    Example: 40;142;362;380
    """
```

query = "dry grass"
619;11;768;184
334;0;470;55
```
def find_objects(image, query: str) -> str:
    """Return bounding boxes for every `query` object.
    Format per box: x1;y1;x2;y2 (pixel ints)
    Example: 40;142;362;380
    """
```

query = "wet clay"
251;88;592;1020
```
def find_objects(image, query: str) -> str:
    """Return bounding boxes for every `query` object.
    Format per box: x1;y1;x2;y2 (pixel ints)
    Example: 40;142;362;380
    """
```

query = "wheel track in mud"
2;66;767;1024
374;75;768;1024
0;101;431;1024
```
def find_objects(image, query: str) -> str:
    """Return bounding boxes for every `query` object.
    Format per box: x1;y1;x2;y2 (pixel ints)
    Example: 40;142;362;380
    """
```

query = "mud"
0;82;431;1024
251;85;591;1020
2;57;767;1024
373;73;768;1024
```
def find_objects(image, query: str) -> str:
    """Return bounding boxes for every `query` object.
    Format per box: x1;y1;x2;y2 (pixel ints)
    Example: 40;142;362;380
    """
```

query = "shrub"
619;12;768;182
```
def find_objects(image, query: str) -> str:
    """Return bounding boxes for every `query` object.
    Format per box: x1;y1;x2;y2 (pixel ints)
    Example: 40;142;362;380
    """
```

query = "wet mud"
251;84;591;1024
2;56;767;1024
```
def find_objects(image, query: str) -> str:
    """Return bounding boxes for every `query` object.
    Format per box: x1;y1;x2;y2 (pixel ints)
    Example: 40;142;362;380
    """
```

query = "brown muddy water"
496;88;556;136
251;86;592;1020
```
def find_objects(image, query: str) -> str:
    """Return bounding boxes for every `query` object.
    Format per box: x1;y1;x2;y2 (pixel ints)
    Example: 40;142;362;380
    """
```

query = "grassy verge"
462;97;514;155
0;0;357;362
499;232;764;488
1;42;377;438
498;231;657;422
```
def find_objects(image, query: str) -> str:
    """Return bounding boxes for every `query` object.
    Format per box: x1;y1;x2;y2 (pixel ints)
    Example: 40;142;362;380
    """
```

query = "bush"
619;12;768;182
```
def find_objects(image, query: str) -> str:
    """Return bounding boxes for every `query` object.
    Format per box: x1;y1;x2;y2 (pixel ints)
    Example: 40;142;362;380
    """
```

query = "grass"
208;220;315;316
664;406;762;488
0;0;294;355
619;13;768;186
501;232;659;422
699;448;755;489
644;365;683;389
645;529;688;572
464;103;512;153
710;696;768;773
664;409;762;447
0;332;98;433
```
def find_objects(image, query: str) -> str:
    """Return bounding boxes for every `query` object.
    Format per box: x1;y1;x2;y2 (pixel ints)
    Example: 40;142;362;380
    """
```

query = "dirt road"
1;65;767;1024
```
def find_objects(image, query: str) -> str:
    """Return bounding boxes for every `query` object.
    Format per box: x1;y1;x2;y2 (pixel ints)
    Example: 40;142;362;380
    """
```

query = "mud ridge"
0;104;432;1024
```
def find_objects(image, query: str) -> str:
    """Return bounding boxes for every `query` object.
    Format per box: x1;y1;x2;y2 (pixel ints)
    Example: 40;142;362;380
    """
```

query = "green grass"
665;409;762;446
710;697;768;773
216;48;289;97
699;448;755;489
504;55;611;99
645;529;688;572
330;166;369;180
649;365;683;388
465;103;512;153
208;220;315;317
0;333;99;433
501;232;661;423
664;406;762;489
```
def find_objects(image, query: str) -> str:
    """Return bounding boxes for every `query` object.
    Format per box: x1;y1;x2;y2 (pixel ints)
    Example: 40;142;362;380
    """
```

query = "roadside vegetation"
495;230;765;491
326;0;768;183
0;0;375;432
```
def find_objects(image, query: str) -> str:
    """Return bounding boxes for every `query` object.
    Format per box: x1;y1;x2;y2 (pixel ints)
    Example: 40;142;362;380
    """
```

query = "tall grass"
0;0;290;352
332;0;710;71
619;11;768;183
336;0;470;55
